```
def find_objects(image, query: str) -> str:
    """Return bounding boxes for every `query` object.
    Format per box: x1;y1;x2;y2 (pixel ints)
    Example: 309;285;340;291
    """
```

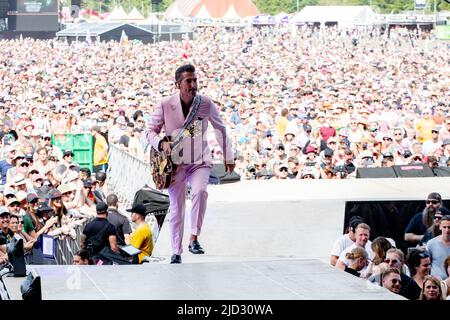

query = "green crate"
52;134;94;171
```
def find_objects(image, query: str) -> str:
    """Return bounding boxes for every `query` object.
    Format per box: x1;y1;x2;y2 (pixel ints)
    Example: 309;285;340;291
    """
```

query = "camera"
305;161;315;167
247;165;256;173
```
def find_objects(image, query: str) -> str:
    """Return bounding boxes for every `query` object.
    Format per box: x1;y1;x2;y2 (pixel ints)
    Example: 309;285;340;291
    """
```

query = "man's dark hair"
96;171;106;182
80;168;91;178
175;64;195;82
106;194;118;207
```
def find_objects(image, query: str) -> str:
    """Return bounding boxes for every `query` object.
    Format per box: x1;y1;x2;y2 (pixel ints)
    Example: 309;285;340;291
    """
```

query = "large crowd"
0;24;449;293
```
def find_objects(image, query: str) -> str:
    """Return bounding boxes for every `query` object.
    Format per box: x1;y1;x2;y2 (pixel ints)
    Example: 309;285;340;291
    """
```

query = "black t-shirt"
119;134;130;147
83;218;116;255
0;229;14;246
399;274;421;300
405;212;426;235
107;209;132;246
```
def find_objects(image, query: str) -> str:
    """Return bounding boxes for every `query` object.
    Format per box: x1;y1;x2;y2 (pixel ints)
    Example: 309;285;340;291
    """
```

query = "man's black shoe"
170;254;182;264
188;240;205;254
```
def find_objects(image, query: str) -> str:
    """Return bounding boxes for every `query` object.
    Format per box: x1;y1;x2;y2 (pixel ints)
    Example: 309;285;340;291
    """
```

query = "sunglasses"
427;200;439;205
391;279;402;285
20;163;29;167
384;259;399;264
418;251;430;258
44;137;51;141
383;138;392;141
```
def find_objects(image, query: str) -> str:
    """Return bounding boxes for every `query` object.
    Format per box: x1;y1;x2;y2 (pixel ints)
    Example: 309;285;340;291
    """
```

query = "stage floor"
6;259;403;300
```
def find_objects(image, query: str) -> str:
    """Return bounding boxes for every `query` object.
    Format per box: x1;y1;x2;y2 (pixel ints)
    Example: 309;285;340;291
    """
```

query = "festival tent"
195;5;213;19
165;2;185;19
127;7;145;22
106;6;129;21
165;0;259;19
223;4;241;20
293;6;376;27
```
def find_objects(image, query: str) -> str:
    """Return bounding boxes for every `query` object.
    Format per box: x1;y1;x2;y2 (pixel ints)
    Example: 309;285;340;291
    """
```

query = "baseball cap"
47;189;62;199
442;139;450;146
126;203;147;216
96;202;108;213
63;150;74;157
26;193;39;203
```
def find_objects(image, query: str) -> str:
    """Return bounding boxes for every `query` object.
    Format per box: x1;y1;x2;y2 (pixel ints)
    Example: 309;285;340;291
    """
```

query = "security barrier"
107;144;156;208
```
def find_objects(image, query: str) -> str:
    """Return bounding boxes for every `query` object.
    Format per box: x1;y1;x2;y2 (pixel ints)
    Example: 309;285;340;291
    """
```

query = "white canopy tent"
293;6;376;27
195;5;212;19
223;4;241;20
165;3;185;19
127;8;145;21
106;6;129;21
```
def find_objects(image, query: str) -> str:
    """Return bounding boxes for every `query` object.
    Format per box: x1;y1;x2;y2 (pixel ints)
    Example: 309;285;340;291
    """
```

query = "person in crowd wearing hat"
146;64;235;264
0;145;16;185
6;196;22;216
126;203;153;263
381;152;395;168
81;202;119;257
405;192;450;246
62;150;75;168
91;125;109;174
266;143;288;175
5;151;25;185
439;138;450;167
108;115;128;145
0;208;13;263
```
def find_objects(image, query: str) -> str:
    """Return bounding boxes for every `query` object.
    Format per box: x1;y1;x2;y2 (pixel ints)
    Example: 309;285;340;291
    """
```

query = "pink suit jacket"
146;93;233;166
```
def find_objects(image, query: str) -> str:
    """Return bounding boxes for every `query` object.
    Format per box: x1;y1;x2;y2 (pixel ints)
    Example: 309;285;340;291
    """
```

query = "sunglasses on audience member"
384;259;399;264
390;279;402;285
426;199;439;205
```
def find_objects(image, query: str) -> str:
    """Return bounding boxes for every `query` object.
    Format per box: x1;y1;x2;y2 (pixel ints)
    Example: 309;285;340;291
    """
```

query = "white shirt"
330;233;355;257
337;242;374;278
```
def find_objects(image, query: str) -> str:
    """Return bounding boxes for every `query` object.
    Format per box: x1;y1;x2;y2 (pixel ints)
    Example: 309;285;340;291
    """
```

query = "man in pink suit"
146;64;235;264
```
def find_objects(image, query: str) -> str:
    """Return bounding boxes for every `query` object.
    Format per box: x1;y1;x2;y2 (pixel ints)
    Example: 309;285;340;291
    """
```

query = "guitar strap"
171;94;202;149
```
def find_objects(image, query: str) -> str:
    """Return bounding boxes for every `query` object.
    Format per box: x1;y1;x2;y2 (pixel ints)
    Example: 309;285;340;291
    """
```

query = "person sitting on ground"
419;275;445;300
126;203;153;264
344;247;369;278
330;215;365;266
336;223;374;277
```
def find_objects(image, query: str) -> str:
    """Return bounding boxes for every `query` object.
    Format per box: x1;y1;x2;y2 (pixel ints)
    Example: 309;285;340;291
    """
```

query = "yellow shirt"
130;223;153;263
93;134;108;165
415;118;436;143
276;117;289;137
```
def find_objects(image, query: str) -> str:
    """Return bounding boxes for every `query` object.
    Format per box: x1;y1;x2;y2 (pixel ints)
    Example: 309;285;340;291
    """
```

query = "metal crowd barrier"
107;144;156;208
53;223;86;265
